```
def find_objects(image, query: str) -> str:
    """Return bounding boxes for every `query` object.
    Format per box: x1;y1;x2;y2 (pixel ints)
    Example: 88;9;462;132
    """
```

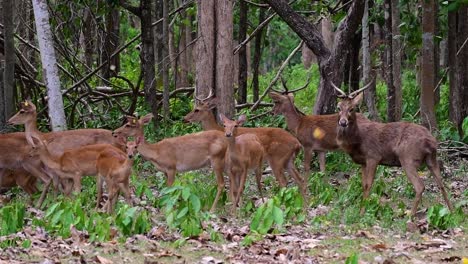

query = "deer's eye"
19;110;25;114
337;106;341;111
194;109;199;113
234;125;238;128
349;108;354;113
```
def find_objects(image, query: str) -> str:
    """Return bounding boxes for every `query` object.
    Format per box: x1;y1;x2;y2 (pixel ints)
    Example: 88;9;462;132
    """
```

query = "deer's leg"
255;160;264;202
285;157;307;199
426;153;453;211
235;168;248;207
165;169;176;186
22;163;52;207
120;179;132;206
210;158;225;212
318;151;326;172
360;160;378;215
303;147;313;177
400;160;424;216
95;175;103;210
267;156;288;187
72;172;82;194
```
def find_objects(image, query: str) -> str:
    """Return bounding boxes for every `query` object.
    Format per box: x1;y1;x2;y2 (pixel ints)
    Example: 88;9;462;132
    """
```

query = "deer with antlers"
184;90;307;197
112;114;229;211
332;83;453;215
8;100;126;206
220;114;265;209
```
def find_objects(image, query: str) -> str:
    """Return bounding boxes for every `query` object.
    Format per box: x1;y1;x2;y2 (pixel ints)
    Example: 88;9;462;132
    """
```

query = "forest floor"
1;158;467;264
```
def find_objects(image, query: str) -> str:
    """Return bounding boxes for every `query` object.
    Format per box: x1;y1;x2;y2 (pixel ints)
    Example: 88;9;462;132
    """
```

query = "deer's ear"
352;92;363;106
237;115;246;126
140;113;153;124
218;113;228;123
269;92;280;101
206;98;218;110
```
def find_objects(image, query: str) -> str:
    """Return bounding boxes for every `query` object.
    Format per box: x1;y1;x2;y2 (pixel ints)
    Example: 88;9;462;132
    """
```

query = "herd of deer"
0;84;453;216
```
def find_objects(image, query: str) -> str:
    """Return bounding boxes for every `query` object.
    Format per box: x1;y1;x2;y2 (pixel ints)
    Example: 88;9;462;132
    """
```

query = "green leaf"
182;187;191;201
177;207;189;219
189;194;201;213
272;206;284;226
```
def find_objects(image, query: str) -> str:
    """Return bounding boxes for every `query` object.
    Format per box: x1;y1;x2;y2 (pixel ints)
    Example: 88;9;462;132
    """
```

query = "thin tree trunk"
384;0;395;121
162;0;170;119
82;7;95;69
3;0;15;124
32;0;67;131
215;0;234;118
177;3;190;88
391;0;402;121
348;32;361;92
252;8;266;103
433;0;440;104
195;0;215;100
420;0;437;130
362;0;380;121
102;7;120;80
238;0;248;104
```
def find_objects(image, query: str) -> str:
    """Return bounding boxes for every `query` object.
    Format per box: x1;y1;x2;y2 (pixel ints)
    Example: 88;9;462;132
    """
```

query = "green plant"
427;204;463;230
115;205;151;236
159;185;203;237
0;202;25;235
345;253;359;264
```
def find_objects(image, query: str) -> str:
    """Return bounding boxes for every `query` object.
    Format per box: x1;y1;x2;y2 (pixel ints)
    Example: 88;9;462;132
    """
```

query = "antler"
194;87;214;102
330;82;348;98
348;81;373;99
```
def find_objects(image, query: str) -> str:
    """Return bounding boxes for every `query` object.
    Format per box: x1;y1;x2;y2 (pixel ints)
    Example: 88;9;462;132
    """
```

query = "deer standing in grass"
332;84;453;216
112;114;229;211
0;169;38;196
8;100;126;206
220;114;265;209
269;91;352;175
96;140;137;213
183;92;306;197
29;134;133;211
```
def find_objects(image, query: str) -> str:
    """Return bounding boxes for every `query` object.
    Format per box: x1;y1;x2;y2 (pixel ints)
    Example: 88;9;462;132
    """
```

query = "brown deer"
96;140;137;213
183;93;306;197
0;132;54;205
220;114;265;208
0;169;38;196
269;91;344;175
332;84;453;216
112;114;229;211
8;100;126;205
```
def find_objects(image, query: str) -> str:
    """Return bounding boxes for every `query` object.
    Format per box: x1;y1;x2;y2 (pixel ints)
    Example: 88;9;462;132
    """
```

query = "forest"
0;0;467;263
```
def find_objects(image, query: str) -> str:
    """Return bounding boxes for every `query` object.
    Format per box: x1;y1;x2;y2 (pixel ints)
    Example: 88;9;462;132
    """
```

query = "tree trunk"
102;7;120;80
3;0;15;124
449;5;468;136
195;0;215;100
215;0;234;118
384;0;395;121
362;0;380;121
177;4;190;88
391;0;402;121
81;7;96;69
252;8;266;103
32;0;67;131
420;0;437;130
433;0;440;104
162;0;170;119
237;0;248;104
265;0;366;114
348;32;361;92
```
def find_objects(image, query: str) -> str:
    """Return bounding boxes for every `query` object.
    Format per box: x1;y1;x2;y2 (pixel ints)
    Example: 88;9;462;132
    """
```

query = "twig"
250;40;304;111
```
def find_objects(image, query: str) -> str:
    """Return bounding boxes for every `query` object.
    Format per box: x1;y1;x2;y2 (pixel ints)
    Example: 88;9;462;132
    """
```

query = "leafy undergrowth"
0;155;467;264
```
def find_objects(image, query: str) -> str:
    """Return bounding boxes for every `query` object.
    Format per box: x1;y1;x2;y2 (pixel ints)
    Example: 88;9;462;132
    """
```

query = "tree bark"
391;0;402;121
265;0;366;114
238;0;248;104
420;0;437;130
32;0;67;131
195;0;215;100
162;0;170;119
3;0;15;124
215;0;235;118
252;8;266;103
384;0;395;121
102;7;120;80
362;0;379;121
81;7;96;69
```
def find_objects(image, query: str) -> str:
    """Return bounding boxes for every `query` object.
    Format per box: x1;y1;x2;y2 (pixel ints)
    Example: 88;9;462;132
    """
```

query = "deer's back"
297;113;342;150
60;144;117;174
97;147;130;180
344;120;437;166
44;129;116;156
237;127;301;153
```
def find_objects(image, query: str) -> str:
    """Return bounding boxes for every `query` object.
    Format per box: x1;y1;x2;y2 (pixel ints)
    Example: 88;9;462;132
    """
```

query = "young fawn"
112;114;228;212
96;140;137;213
184;96;306;197
269;91;345;175
333;85;453;216
220;114;265;209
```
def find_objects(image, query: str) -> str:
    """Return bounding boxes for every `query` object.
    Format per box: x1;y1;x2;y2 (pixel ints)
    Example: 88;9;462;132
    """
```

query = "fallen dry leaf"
95;255;113;264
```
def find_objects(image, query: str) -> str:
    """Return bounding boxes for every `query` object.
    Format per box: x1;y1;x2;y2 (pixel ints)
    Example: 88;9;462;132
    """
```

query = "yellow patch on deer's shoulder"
24;101;29;106
132;119;136;124
313;127;325;140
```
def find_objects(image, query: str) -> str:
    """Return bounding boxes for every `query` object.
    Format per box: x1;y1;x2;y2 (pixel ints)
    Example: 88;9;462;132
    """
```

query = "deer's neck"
282;103;302;134
39;148;62;172
25;117;41;135
135;133;156;160
202;113;223;131
337;116;361;144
